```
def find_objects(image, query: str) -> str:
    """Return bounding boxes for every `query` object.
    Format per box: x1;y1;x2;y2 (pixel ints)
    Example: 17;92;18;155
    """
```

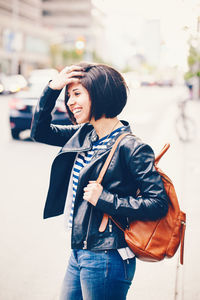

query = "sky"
92;0;200;70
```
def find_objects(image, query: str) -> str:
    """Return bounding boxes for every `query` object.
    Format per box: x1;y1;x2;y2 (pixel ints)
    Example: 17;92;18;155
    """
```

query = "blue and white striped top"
65;125;135;260
68;126;127;229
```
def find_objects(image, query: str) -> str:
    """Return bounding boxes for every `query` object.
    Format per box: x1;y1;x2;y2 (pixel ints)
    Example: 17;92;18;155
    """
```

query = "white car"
28;68;58;87
0;74;27;94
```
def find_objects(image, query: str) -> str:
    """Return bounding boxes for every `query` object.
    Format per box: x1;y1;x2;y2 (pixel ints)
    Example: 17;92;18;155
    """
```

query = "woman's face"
67;83;92;124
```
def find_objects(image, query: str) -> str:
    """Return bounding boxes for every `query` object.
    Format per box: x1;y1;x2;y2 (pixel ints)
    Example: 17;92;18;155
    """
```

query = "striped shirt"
66;125;135;260
68;126;127;228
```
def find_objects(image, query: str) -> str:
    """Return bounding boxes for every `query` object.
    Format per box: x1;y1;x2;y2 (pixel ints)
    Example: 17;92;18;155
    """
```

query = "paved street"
0;86;199;300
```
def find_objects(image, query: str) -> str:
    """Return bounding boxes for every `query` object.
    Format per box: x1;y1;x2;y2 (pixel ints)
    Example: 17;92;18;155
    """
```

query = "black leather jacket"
31;85;168;251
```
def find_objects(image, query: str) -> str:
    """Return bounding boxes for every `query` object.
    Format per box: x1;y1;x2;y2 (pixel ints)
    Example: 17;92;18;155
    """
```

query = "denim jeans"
59;249;136;300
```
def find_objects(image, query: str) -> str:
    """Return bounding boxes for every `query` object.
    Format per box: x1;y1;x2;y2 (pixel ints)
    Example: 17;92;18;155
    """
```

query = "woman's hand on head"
83;181;103;206
49;65;84;90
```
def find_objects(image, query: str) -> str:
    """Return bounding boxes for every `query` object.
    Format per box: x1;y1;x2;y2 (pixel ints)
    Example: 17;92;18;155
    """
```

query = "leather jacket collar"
61;120;131;154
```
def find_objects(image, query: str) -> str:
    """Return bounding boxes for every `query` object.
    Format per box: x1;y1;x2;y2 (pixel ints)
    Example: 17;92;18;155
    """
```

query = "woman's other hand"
83;181;103;206
49;65;84;90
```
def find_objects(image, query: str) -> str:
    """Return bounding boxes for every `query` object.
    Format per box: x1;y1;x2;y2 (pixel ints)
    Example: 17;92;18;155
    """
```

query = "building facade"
0;0;56;75
0;0;106;76
41;0;106;63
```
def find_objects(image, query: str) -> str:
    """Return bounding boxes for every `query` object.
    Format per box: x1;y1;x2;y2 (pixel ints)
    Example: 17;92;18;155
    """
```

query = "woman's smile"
67;83;91;124
72;107;82;116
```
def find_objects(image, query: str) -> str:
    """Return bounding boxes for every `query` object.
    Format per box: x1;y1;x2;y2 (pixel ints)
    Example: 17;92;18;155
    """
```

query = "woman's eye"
75;92;80;96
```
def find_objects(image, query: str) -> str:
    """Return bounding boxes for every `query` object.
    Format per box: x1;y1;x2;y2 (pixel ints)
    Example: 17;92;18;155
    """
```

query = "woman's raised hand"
49;65;84;90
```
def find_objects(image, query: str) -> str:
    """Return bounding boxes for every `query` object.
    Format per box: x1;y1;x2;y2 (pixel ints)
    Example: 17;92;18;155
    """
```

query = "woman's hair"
65;62;128;123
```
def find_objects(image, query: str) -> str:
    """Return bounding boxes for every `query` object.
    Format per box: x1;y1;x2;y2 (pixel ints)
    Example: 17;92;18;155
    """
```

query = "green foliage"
185;36;200;79
50;45;84;68
121;65;133;73
184;71;195;80
196;71;200;77
62;49;83;63
50;46;109;69
50;44;62;68
187;45;200;67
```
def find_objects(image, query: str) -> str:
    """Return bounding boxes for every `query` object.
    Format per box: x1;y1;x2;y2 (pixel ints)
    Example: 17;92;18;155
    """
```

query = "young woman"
31;63;168;300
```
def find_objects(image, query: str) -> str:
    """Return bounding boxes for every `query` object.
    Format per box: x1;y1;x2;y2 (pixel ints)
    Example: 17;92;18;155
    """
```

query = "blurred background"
0;0;199;90
0;0;200;300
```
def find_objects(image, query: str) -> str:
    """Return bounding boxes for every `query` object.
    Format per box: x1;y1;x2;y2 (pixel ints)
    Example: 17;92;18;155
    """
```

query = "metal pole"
174;256;180;300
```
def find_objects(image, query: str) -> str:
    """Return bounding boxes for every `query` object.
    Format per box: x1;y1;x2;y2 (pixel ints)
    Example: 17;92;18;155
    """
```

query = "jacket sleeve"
96;144;169;221
30;85;80;147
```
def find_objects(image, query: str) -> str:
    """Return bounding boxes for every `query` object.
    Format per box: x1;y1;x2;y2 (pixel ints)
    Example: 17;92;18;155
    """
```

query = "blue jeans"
59;249;136;300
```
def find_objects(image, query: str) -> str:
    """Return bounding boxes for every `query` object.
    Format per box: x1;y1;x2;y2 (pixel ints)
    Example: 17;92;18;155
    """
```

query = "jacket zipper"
83;206;93;249
109;218;113;232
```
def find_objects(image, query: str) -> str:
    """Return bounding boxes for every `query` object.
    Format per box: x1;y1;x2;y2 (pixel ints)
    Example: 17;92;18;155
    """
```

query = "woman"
31;63;168;300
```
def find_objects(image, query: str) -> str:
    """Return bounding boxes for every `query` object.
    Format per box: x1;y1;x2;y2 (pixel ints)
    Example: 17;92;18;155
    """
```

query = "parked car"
9;84;71;140
0;81;3;94
156;80;174;87
0;74;27;94
28;68;58;87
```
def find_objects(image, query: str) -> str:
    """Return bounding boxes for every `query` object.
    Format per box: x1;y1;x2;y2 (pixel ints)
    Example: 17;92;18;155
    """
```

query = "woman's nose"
67;96;75;107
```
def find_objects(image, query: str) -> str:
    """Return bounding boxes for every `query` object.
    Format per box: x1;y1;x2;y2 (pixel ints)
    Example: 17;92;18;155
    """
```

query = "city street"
0;85;200;300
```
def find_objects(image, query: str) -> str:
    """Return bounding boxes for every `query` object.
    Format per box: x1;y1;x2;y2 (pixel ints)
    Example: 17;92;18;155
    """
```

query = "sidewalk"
177;99;200;300
128;99;200;300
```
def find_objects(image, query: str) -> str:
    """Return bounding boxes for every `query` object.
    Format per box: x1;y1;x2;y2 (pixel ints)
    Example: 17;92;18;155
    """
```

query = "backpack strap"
97;133;130;233
99;214;109;232
96;133;130;184
154;143;170;165
180;218;186;265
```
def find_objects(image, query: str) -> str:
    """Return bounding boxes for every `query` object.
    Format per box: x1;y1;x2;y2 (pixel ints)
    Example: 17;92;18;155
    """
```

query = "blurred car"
0;73;6;94
9;84;72;140
0;74;27;94
140;80;157;87
156;80;174;87
28;68;58;87
140;75;157;87
0;81;4;94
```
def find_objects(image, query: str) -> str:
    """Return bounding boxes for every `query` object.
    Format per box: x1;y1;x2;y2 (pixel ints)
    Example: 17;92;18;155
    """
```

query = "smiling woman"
64;62;128;127
67;83;92;124
30;62;168;300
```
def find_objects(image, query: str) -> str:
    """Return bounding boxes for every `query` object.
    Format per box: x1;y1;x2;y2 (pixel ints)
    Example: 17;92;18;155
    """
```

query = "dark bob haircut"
65;62;128;123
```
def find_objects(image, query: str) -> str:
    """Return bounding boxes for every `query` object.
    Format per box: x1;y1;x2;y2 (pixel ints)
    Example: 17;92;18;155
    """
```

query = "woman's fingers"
67;71;84;78
83;181;103;206
84;181;98;191
49;67;84;90
67;77;80;84
62;65;84;74
83;191;90;198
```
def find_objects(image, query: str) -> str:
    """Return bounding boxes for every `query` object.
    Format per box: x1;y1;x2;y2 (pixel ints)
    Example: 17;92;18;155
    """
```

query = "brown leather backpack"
98;134;186;265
